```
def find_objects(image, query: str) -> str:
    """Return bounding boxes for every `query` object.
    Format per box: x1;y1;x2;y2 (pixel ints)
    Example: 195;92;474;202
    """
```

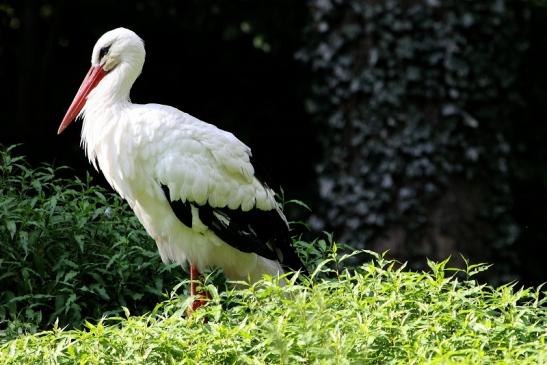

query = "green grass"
1;253;545;364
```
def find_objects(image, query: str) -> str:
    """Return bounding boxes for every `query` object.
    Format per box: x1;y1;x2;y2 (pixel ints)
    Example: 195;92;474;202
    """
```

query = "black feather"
161;185;192;228
160;184;307;273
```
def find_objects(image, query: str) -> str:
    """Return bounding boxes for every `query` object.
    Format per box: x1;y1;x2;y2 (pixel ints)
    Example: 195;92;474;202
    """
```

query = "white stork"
57;28;306;311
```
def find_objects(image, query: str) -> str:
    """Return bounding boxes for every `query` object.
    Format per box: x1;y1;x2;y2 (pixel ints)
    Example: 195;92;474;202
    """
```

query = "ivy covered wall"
298;0;531;281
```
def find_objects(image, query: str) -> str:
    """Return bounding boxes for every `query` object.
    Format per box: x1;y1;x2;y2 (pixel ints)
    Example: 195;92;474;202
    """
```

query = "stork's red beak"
57;66;107;134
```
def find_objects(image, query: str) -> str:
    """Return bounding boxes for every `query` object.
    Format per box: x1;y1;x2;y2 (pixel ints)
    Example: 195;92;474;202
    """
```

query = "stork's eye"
99;45;111;59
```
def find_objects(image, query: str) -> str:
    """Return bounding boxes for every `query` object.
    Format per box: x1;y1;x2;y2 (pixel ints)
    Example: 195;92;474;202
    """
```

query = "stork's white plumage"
58;28;306;310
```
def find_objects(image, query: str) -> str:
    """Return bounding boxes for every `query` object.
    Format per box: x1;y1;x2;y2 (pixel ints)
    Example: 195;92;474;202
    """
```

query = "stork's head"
58;28;145;134
91;28;145;73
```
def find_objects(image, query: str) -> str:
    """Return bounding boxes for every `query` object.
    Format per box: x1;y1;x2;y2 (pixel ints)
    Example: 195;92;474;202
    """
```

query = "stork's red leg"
188;263;209;313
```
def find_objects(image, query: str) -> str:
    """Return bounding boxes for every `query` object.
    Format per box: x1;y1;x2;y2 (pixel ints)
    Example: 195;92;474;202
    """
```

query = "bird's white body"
73;28;284;282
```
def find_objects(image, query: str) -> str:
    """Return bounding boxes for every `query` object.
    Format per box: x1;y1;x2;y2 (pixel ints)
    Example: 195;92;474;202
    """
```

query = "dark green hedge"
0;147;184;339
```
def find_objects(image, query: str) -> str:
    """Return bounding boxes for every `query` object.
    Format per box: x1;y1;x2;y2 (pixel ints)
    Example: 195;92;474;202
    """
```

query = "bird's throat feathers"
79;61;142;168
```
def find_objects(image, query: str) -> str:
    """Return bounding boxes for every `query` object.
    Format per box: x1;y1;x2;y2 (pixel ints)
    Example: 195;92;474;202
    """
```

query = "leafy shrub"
1;252;546;364
0;146;184;337
297;0;530;280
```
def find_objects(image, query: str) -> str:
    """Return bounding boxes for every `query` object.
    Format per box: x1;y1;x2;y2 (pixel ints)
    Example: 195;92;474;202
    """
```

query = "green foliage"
298;0;530;278
0;146;184;337
1;252;546;364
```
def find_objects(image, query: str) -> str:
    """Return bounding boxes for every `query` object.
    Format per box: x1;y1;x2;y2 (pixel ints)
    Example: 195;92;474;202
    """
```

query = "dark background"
1;1;546;286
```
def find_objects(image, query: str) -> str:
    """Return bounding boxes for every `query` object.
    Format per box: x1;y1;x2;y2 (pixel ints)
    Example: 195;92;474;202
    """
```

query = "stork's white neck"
89;61;142;106
80;61;142;168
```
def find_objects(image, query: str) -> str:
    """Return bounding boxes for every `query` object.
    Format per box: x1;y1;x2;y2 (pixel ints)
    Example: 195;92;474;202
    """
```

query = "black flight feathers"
160;184;307;274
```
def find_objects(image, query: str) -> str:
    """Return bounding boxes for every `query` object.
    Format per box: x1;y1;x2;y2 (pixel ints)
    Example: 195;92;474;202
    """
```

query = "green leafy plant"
1;251;545;364
0;146;184;337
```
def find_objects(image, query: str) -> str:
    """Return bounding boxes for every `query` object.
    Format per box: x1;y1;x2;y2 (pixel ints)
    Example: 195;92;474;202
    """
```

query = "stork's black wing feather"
161;185;192;228
161;184;307;273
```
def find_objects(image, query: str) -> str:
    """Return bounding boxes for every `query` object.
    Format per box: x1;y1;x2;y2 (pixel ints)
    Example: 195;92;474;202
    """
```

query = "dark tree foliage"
298;0;531;281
